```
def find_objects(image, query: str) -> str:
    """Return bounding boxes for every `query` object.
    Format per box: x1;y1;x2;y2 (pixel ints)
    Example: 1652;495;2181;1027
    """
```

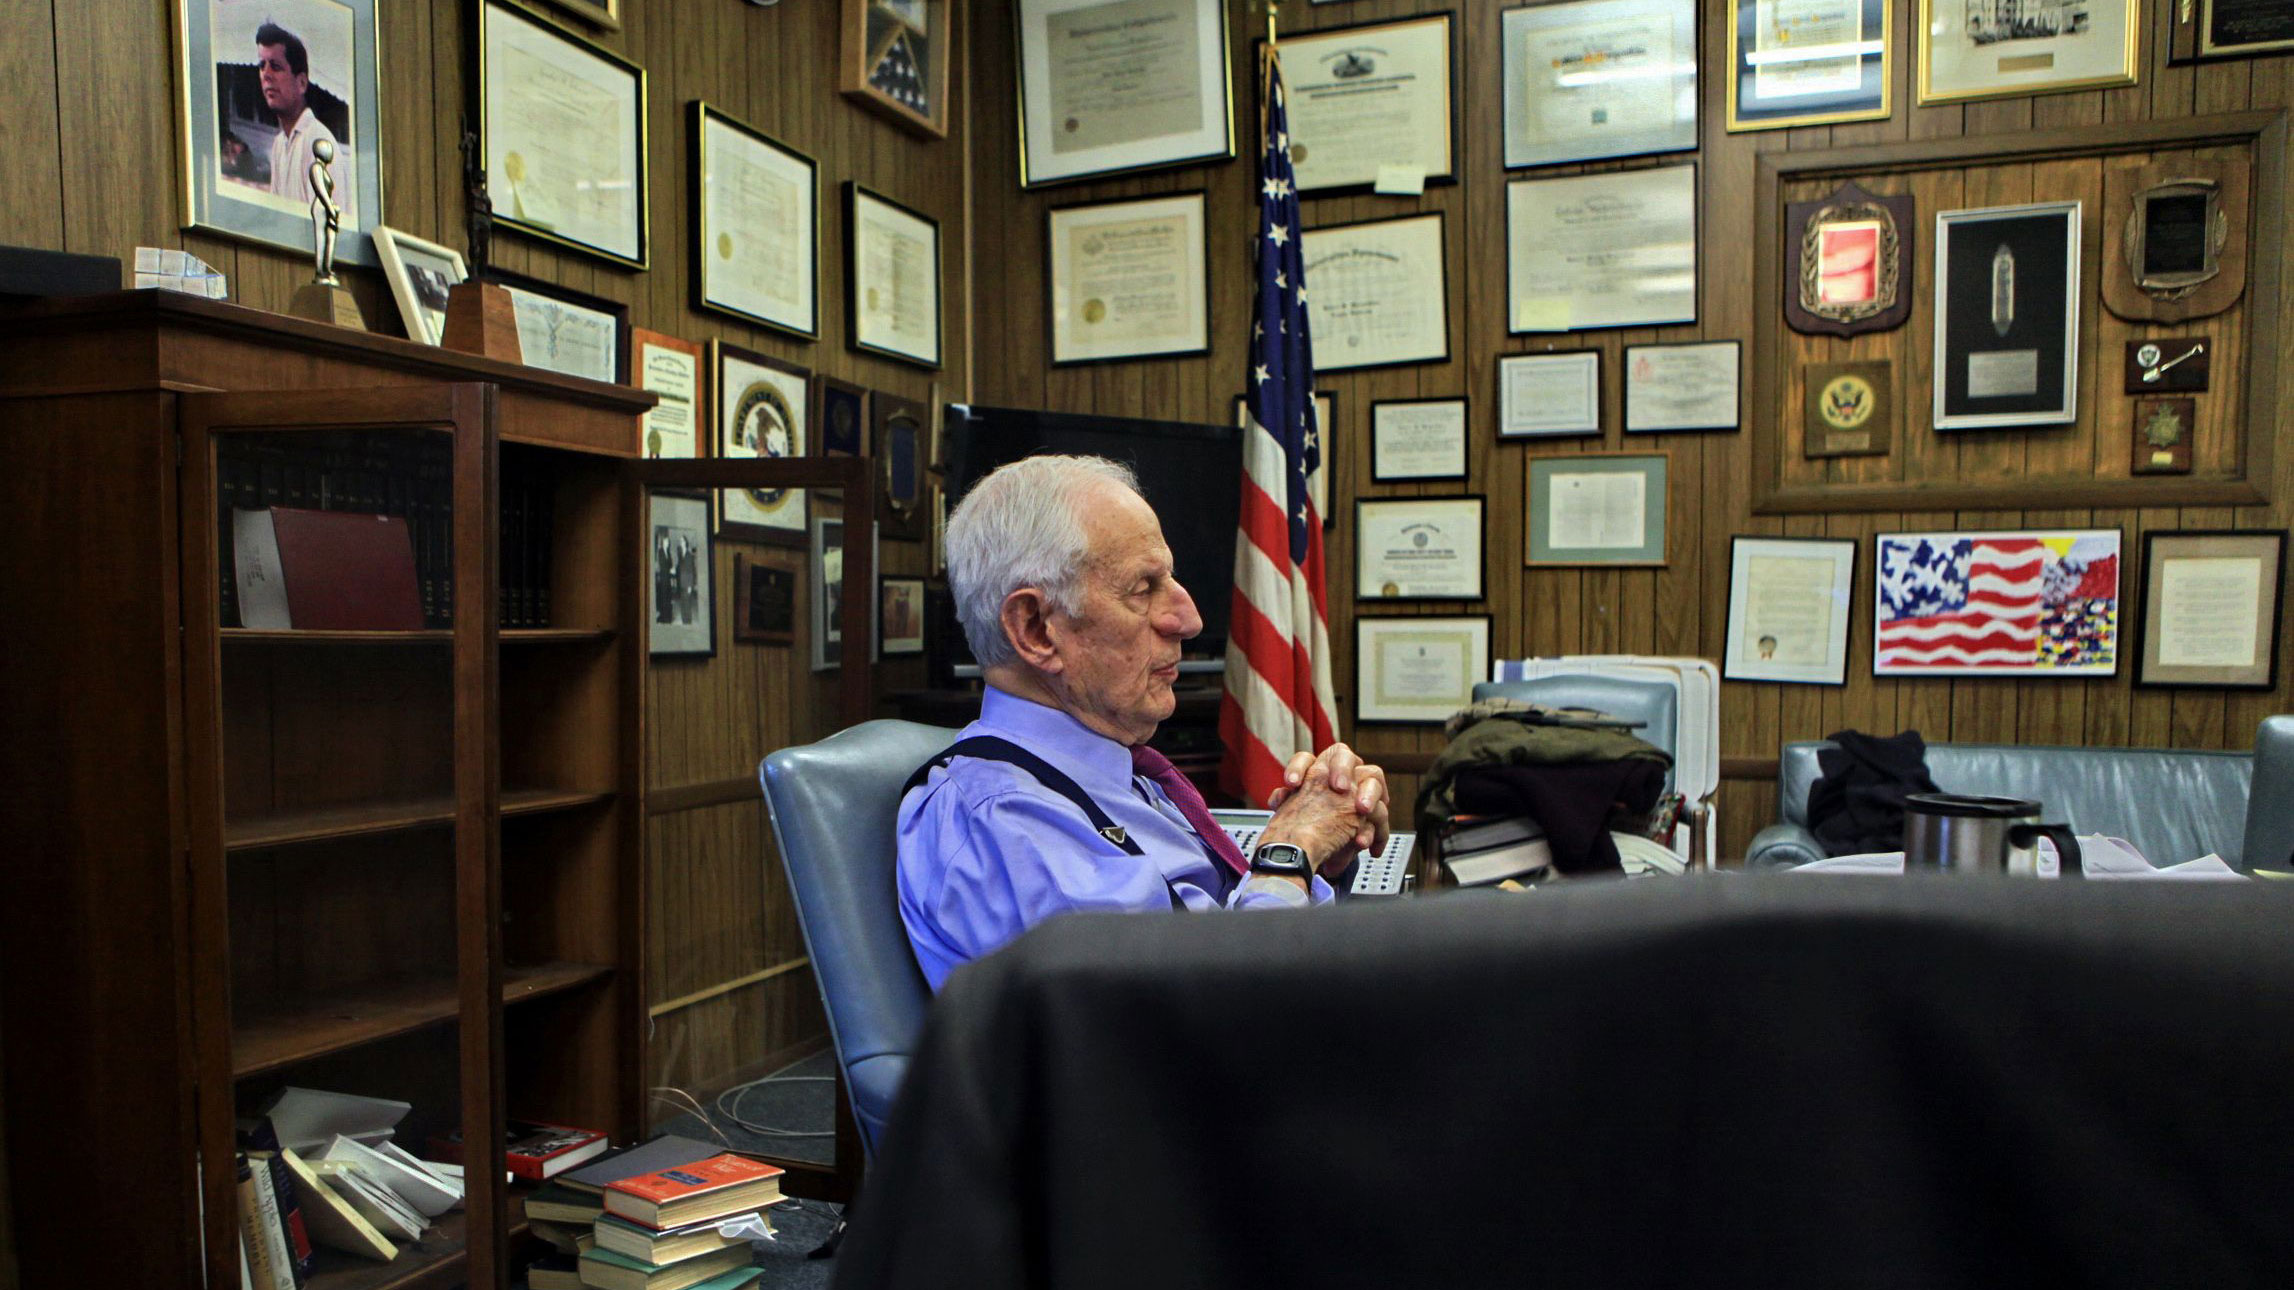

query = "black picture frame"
1252;12;1461;198
2134;529;2286;690
1370;398;1469;483
1301;211;1452;372
1623;340;1743;435
1496;350;1602;438
713;340;812;548
484;266;632;384
733;552;797;645
1354;494;1487;602
844;182;944;369
476;0;649;270
814;375;868;458
1044;191;1212;367
690;102;821;340
647;490;716;658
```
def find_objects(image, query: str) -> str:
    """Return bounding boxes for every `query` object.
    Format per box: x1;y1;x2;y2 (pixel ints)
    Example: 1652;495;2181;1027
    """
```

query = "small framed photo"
1875;530;2121;677
1355;496;1486;602
814;375;868;459
1047;192;1209;365
1526;453;1668;567
1723;536;1857;686
733;552;797;645
879;575;927;656
373;227;467;346
479;0;648;269
1371;399;1468;483
1235;391;1337;528
1355;615;1492;724
1933;202;2081;431
628;327;705;459
842;0;953;138
1727;0;1890;132
1624;341;1741;434
692;103;819;340
1918;0;2137;104
714;341;811;546
648;491;715;658
1501;0;1697;169
846;183;942;368
1013;0;1236;188
873;389;930;541
811;514;845;672
1498;351;1601;438
2135;530;2285;690
489;269;628;384
177;0;385;266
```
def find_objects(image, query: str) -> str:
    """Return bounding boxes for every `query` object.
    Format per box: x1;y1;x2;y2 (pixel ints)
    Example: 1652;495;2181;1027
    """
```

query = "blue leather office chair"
2240;715;2294;876
760;719;958;1159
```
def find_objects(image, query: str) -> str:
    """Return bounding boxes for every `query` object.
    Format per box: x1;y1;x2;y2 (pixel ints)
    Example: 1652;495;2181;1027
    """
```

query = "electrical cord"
715;1074;836;1138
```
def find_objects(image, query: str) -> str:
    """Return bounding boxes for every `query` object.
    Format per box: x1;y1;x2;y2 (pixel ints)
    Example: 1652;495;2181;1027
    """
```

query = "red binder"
246;507;425;630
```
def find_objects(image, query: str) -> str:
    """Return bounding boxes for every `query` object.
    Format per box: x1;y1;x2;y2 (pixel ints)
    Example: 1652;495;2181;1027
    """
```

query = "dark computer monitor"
937;403;1241;675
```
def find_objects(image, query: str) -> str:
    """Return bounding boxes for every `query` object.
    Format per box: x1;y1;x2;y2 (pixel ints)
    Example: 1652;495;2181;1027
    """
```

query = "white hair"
946;454;1141;667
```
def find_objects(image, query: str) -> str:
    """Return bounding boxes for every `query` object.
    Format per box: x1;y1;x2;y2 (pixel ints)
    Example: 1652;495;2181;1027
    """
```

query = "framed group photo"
177;0;386;265
2134;530;2285;689
1013;0;1235;187
692;103;819;339
1355;495;1486;602
648;491;715;658
1500;0;1697;170
1722;536;1856;686
1264;13;1457;196
847;183;943;368
715;341;811;545
479;0;649;269
1355;615;1491;725
1047;192;1209;365
1918;0;2137;103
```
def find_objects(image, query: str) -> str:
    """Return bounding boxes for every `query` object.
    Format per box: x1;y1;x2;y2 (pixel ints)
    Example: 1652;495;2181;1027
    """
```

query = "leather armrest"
1746;823;1826;871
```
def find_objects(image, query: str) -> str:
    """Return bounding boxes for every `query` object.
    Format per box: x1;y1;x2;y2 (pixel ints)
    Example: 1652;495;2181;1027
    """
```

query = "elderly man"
897;454;1387;989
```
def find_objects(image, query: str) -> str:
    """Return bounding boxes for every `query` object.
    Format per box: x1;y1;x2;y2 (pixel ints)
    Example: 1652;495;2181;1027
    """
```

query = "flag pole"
1266;0;1278;47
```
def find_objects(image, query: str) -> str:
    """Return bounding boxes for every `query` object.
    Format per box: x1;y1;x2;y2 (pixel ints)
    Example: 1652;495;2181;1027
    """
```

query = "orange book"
603;1154;785;1230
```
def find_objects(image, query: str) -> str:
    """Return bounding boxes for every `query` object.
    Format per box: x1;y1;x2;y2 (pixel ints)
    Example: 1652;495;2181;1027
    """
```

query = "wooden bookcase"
0;293;875;1289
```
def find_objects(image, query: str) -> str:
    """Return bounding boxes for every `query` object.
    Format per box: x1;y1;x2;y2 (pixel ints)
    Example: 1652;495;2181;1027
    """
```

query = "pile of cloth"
1415;699;1673;877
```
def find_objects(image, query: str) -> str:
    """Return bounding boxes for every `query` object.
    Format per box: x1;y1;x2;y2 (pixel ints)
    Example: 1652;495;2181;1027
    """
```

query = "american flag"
1876;533;2119;673
1219;43;1337;806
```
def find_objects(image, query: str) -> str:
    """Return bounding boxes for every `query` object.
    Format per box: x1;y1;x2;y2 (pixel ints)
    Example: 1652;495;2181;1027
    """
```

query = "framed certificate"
628;327;704;459
490;269;626;384
714;341;811;546
2189;0;2294;60
1302;213;1450;372
692;103;819;339
1507;165;1697;333
1726;0;1889;132
1526;453;1667;567
1355;496;1485;602
1933;202;2081;431
1371;400;1468;483
842;0;953;138
1355;615;1491;724
1723;536;1856;685
2135;530;2285;689
1875;530;2120;677
1498;351;1601;438
1624;341;1741;434
649;492;715;658
1014;0;1236;187
1263;14;1456;195
1501;0;1697;169
1047;192;1209;365
479;0;648;268
1917;0;2136;104
846;183;943;369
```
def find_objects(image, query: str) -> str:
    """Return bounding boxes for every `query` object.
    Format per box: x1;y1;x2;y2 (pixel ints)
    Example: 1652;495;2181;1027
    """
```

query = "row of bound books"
520;1133;781;1290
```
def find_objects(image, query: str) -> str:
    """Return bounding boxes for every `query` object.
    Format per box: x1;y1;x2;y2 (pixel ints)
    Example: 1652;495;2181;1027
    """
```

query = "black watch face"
1255;844;1307;871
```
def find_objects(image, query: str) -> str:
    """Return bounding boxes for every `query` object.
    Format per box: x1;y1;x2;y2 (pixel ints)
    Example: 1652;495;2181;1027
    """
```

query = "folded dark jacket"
1450;760;1669;875
1807;728;1940;857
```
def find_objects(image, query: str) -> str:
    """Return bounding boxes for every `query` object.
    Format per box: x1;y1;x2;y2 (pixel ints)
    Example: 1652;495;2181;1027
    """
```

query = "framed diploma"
1261;14;1456;196
177;0;386;267
1355;615;1491;724
1624;341;1741;434
1371;399;1468;483
1507;165;1697;333
1498;351;1601;438
1933;202;2081;431
1013;0;1236;188
1723;536;1856;686
490;269;626;384
479;0;648;269
628;327;704;459
1875;530;2120;678
714;341;811;546
846;183;943;368
1500;0;1697;170
842;0;953;138
1917;0;2136;104
2135;530;2285;689
872;389;929;541
1526;453;1667;567
692;103;819;339
1047;192;1210;365
815;375;868;458
1355;496;1485;602
2184;0;2294;61
1726;0;1889;133
1302;213;1450;372
1236;392;1338;527
648;492;715;659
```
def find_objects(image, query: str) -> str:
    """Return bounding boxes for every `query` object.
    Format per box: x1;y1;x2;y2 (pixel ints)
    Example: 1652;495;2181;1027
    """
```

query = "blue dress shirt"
897;687;1334;989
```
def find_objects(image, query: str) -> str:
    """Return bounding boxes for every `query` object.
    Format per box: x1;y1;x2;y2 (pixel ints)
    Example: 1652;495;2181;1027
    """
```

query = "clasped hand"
1260;743;1391;872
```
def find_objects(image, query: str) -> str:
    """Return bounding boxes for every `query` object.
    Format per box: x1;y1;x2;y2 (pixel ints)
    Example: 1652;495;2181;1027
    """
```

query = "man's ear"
1000;588;1064;674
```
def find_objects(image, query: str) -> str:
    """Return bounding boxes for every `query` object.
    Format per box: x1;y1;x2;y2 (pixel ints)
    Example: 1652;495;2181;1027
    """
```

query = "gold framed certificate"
845;183;943;369
1355;615;1491;725
692;103;819;340
1047;192;1210;365
1726;0;1890;132
479;0;648;269
1014;0;1237;187
1265;13;1456;195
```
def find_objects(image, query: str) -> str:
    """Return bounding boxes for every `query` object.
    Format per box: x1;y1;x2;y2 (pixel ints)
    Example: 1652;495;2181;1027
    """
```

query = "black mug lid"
1905;792;2040;819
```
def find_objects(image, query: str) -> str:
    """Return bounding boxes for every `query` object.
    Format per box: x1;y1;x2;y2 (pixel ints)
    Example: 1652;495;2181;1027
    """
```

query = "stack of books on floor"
1438;814;1553;887
234;1088;468;1289
521;1137;782;1290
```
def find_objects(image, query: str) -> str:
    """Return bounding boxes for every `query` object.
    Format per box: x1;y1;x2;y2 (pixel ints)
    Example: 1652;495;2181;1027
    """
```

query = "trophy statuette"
439;121;523;363
287;138;368;329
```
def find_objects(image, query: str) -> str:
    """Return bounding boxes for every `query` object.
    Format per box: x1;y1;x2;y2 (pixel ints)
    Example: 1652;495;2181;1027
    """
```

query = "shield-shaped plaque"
1784;183;1914;337
873;390;928;541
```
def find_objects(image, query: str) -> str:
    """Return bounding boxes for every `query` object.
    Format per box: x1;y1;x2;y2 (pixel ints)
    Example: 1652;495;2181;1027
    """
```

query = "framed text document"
1271;14;1456;195
693;104;818;339
1507;165;1697;333
1723;536;1855;685
1355;616;1491;724
480;0;648;268
1047;191;1210;364
1501;0;1697;169
1302;213;1450;372
1015;0;1236;187
846;183;943;368
1526;453;1668;567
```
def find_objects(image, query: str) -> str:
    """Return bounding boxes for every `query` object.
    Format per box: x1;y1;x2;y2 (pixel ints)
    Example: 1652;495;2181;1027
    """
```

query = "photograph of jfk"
209;0;361;225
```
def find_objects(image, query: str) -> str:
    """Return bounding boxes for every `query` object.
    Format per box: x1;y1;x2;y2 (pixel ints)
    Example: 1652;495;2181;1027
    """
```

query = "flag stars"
1253;364;1270;386
1267;224;1290;247
1275;271;1288;290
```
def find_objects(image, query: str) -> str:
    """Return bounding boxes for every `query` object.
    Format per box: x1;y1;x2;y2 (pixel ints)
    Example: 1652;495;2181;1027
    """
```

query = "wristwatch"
1249;841;1313;881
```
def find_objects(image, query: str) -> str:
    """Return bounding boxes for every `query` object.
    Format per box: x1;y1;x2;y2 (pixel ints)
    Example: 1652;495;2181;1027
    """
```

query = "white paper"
1750;0;1864;100
2157;556;2263;667
700;112;815;333
638;341;699;459
233;509;291;630
1357;500;1482;598
1500;353;1599;437
1372;401;1466;478
1050;195;1206;361
1044;0;1205;154
504;286;617;384
1625;342;1739;432
853;192;940;364
1547;472;1645;551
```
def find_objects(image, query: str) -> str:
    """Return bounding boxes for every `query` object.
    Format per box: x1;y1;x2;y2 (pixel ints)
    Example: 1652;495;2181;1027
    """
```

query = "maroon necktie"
1132;745;1251;878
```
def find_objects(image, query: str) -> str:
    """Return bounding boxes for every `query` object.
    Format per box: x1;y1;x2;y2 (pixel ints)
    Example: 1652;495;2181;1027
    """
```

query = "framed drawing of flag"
1874;530;2121;677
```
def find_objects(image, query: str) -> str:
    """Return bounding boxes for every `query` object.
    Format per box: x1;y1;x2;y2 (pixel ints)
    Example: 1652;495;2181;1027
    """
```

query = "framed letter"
1371;399;1468;483
847;183;943;368
1048;192;1209;365
1014;0;1236;187
1624;341;1741;434
1501;0;1697;169
693;103;819;339
1265;14;1456;195
1355;615;1491;724
1933;202;2081;431
1355;496;1486;601
2135;530;2284;689
480;0;648;268
1508;165;1697;333
1726;0;1889;132
1498;351;1601;438
1302;213;1450;372
714;341;811;546
1918;0;2135;104
1526;453;1667;567
1723;536;1855;685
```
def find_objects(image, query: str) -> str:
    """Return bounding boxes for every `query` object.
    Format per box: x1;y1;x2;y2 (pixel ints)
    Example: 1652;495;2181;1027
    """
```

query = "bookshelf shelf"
298;1202;529;1290
226;788;616;851
234;962;614;1078
220;628;616;645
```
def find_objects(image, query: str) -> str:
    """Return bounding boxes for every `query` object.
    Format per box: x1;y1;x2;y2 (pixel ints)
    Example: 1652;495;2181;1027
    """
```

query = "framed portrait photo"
177;0;385;265
1500;0;1697;170
1624;341;1741;434
2135;530;2285;690
1498;350;1601;438
1933;201;2081;431
1048;192;1209;365
1014;0;1236;188
1726;0;1890;132
1355;615;1491;725
629;327;704;459
489;269;627;384
846;183;943;368
1355;495;1486;602
692;103;819;339
1526;453;1667;567
1874;529;2121;678
879;575;927;656
1371;399;1468;483
1263;13;1456;196
1723;536;1856;686
373;226;466;346
1302;213;1450;372
648;491;715;658
1508;165;1698;333
479;0;648;269
715;341;811;545
1918;0;2136;104
843;0;953;137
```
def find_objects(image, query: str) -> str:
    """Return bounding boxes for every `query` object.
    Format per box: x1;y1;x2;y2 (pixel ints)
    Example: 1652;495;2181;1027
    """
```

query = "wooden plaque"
2122;337;2213;394
2130;398;2197;475
1802;361;1893;458
1783;183;1914;337
2102;157;2250;323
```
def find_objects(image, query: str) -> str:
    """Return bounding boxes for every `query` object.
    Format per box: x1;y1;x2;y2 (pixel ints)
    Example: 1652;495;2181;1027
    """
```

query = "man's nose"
1160;580;1204;640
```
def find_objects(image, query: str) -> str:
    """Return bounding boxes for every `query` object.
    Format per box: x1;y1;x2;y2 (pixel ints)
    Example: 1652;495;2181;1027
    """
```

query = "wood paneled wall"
3;0;961;1122
968;0;2294;858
